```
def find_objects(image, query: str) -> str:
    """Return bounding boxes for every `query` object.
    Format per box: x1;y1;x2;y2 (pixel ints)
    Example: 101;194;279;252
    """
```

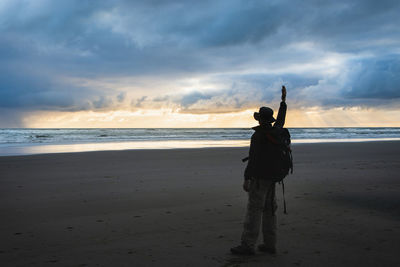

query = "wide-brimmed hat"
253;107;276;123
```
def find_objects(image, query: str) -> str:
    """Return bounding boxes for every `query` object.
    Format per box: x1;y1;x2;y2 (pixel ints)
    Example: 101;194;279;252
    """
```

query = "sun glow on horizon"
17;107;400;128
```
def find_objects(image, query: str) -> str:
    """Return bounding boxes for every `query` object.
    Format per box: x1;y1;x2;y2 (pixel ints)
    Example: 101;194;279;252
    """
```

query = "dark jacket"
244;102;287;180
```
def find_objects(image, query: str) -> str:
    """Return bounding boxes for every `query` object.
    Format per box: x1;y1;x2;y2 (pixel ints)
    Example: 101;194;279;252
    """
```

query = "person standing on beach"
231;86;287;255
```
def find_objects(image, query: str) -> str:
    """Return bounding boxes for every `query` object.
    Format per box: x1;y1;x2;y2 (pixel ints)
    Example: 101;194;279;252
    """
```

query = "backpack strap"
265;132;278;144
282;180;287;214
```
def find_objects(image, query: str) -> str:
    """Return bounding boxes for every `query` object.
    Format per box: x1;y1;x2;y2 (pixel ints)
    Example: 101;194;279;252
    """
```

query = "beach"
0;141;399;267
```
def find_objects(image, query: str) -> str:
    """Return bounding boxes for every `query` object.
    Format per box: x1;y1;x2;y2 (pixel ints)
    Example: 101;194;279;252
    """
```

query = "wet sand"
0;141;399;266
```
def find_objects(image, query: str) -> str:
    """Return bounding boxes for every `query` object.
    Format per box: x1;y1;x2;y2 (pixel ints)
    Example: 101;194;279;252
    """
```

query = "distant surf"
1;128;400;156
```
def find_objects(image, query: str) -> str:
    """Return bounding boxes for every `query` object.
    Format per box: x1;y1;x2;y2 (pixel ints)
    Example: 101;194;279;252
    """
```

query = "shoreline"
1;138;400;157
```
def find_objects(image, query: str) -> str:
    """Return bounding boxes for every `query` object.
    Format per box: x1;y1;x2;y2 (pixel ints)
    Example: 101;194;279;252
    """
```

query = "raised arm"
281;85;286;102
274;85;287;128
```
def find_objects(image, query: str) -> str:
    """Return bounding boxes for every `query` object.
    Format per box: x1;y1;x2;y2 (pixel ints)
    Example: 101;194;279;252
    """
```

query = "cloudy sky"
1;0;400;127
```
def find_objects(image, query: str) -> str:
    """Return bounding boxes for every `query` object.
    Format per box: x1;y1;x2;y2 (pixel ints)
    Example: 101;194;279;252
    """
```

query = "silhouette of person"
231;86;287;255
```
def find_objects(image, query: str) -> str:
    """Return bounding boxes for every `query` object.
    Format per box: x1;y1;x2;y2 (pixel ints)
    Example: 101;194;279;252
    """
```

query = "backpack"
242;127;293;214
265;127;293;183
242;127;293;181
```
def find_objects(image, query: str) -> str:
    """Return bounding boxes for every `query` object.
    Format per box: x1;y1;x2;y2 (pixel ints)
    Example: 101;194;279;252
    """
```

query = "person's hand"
243;180;251;192
281;85;286;102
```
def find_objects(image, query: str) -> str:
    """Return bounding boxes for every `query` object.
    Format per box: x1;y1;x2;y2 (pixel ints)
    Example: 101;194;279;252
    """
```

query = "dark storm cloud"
0;0;400;123
0;64;125;111
344;57;400;99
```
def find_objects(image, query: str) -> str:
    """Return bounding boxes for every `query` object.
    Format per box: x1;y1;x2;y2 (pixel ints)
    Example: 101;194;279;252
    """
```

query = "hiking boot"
258;244;277;254
230;244;255;255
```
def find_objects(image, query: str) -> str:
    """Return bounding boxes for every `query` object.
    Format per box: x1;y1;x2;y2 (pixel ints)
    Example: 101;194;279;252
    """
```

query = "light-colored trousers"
241;179;277;249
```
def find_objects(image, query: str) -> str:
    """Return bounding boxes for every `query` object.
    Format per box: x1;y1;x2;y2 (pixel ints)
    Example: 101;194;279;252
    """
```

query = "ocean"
1;128;400;156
